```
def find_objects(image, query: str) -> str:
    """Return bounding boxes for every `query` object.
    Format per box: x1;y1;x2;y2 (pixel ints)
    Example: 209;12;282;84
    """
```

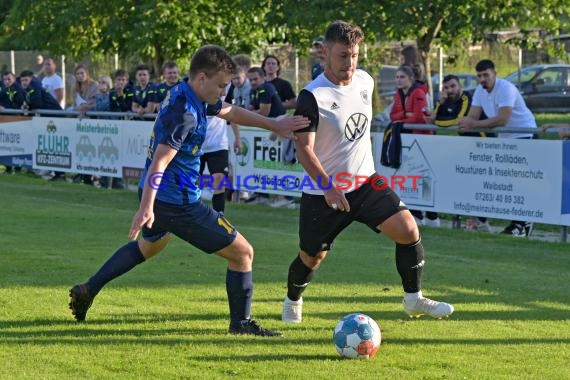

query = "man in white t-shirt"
458;59;537;237
281;20;454;324
41;57;65;109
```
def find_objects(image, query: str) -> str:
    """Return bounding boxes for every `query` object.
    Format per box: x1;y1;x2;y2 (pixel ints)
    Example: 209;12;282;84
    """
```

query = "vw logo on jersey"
344;113;368;141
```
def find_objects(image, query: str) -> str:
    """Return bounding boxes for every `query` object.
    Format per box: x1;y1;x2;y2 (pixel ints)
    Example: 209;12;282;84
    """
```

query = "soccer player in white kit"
282;20;454;323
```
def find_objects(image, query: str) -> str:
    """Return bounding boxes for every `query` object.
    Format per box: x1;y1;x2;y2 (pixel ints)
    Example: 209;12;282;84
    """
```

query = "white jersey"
472;78;536;139
202;116;229;153
297;69;376;195
42;74;65;109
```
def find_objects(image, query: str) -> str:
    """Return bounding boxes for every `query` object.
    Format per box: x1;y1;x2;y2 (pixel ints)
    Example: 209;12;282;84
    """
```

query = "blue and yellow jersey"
139;79;221;205
156;81;181;104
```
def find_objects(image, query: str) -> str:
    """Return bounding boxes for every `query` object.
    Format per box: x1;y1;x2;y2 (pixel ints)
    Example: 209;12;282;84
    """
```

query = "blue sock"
87;241;145;296
226;269;253;328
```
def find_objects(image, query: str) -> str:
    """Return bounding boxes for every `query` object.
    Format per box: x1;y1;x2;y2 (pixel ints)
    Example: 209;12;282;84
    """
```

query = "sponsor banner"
233;128;304;196
32;118;132;178
375;134;568;226
120;120;153;169
0;117;35;167
561;140;570;225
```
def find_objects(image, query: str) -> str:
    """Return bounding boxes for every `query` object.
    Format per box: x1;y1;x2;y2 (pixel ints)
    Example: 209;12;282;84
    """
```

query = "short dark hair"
19;70;34;78
2;71;15;78
324;20;364;46
135;64;150;74
189;45;236;80
114;69;128;79
247;67;265;78
475;59;495;72
443;74;459;84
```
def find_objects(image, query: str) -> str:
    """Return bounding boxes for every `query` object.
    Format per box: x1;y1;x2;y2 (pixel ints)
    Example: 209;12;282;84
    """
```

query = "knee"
234;241;254;267
300;250;327;269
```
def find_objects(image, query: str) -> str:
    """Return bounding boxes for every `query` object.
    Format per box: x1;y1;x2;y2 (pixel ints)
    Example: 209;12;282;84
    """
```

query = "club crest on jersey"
360;90;370;104
344;112;368;141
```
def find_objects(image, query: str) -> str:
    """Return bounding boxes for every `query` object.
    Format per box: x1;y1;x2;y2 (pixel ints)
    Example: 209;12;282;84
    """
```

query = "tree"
0;0;285;75
270;0;570;94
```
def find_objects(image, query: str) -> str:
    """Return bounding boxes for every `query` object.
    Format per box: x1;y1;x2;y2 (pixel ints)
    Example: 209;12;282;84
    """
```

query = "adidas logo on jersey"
331;102;340;110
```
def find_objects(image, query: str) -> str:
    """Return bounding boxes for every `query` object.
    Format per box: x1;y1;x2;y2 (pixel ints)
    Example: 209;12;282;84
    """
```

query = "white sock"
404;291;423;303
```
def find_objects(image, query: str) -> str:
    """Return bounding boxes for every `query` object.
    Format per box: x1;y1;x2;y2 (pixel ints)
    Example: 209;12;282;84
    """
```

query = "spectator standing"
401;46;432;111
94;76;112;112
109;69;134;113
131;64;158;116
389;65;439;226
19;70;64;180
0;72;25;110
246;67;287;204
41;57;65;109
156;61;181;108
0;72;25;174
262;55;298;208
70;64;98;116
311;36;325;80
458;59;537;237
70;64;98;185
19;70;62;111
224;65;252;202
247;67;286;118
427;74;493;231
262;55;297;110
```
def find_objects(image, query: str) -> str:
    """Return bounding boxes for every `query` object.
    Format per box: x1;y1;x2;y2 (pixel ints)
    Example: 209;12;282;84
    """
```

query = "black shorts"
139;190;237;253
200;150;229;175
299;175;407;256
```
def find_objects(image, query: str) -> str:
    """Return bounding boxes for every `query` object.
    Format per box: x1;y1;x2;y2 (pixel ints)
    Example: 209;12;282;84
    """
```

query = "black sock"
87;241;145;296
212;192;225;212
395;239;424;293
287;254;314;301
226;269;253;328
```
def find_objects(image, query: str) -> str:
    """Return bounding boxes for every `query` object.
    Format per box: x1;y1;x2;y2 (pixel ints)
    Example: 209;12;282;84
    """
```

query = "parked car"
504;64;570;113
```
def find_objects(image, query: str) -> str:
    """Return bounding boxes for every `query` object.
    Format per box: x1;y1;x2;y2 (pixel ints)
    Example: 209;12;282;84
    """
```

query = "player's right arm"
294;89;350;212
129;144;177;240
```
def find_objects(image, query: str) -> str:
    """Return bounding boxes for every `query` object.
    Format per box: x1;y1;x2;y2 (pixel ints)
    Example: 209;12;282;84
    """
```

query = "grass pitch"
0;174;569;379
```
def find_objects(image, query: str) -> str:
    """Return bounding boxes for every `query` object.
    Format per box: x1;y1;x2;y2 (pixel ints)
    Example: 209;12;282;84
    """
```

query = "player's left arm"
216;101;309;139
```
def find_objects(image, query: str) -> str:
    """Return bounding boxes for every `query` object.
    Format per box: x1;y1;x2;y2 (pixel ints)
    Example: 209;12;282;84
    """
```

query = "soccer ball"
333;313;381;359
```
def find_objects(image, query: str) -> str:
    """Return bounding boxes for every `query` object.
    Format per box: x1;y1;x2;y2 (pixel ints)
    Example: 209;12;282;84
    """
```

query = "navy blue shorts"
140;191;237;253
299;174;407;256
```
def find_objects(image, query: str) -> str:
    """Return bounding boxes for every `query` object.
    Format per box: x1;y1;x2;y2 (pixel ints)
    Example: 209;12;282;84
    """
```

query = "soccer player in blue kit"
69;45;309;337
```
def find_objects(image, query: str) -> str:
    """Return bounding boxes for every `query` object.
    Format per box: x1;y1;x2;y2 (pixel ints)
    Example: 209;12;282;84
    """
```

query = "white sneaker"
270;198;295;208
475;219;491;232
403;296;454;319
239;191;250;201
282;296;303;323
424;217;441;228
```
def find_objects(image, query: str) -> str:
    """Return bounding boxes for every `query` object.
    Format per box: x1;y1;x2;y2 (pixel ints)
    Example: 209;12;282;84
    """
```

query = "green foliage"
1;0;569;76
0;0;283;73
